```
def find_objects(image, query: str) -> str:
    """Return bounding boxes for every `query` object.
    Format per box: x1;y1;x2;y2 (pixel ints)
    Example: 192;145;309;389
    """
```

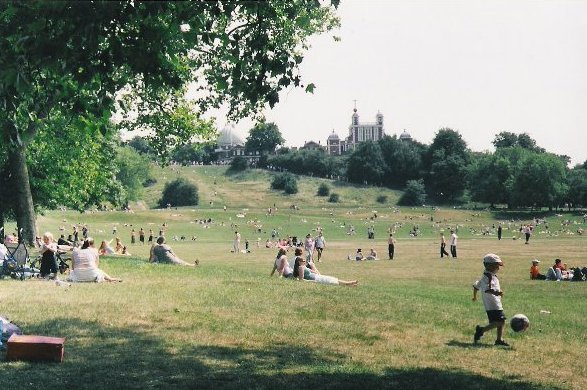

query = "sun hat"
483;253;504;266
531;259;540;264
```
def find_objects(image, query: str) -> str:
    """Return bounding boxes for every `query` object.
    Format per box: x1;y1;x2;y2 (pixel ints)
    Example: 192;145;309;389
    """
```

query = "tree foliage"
492;132;545;153
346;141;386;185
227;156;248;173
171;142;218;166
0;1;339;243
378;135;426;188
398;179;427;206
245;122;285;155
115;147;154;203
425;128;470;202
157;178;199;208
566;167;587;208
268;148;336;178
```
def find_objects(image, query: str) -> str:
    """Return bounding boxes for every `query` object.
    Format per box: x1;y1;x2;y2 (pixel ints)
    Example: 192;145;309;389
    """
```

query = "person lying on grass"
149;236;198;266
293;249;358;287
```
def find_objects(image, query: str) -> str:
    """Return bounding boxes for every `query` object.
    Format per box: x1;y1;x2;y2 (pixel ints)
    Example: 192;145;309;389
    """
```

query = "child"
472;253;509;346
530;259;546;280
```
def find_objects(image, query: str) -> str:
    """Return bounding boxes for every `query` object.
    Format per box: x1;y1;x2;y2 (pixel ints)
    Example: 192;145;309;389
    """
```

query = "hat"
483;253;504;266
531;259;540;264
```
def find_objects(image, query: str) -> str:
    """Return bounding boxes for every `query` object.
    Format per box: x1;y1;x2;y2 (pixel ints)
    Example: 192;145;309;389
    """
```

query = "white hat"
483;253;504;266
531;259;540;264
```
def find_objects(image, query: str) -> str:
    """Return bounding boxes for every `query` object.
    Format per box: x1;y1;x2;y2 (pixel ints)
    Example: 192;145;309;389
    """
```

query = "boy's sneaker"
474;325;484;343
494;339;510;347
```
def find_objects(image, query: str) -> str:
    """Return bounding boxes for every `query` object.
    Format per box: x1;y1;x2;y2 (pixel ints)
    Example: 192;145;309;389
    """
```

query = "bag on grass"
1;315;23;343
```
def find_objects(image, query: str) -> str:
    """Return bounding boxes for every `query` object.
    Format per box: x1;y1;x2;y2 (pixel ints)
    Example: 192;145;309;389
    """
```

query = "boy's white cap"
531;259;540;264
483;253;504;266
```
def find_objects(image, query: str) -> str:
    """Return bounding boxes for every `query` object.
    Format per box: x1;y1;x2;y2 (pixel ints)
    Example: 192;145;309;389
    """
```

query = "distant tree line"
266;129;587;210
125;125;587;210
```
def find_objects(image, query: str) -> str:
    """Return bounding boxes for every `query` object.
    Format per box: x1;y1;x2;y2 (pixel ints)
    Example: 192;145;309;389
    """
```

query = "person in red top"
553;258;565;270
530;259;546;280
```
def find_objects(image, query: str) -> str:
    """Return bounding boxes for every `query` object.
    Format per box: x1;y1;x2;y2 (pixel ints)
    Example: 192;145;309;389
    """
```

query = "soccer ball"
510;314;530;332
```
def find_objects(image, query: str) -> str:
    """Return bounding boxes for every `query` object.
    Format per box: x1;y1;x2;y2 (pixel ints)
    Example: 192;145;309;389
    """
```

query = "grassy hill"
1;165;586;389
142;165;403;210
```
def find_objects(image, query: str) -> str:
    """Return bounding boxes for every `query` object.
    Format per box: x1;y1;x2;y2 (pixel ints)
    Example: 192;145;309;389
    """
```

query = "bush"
398;179;426;206
328;193;340;203
317;183;330;197
157;178;199;208
284;180;298;194
271;173;298;195
376;195;387;204
227;156;248;173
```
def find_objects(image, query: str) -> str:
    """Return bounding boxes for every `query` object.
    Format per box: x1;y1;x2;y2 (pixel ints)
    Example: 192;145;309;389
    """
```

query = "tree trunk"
8;145;37;245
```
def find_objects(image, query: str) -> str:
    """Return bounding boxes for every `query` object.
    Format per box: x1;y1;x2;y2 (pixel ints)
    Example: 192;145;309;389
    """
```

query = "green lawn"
1;167;586;389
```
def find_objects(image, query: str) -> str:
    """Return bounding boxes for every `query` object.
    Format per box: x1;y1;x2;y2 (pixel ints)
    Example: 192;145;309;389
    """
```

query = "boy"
472;253;509;346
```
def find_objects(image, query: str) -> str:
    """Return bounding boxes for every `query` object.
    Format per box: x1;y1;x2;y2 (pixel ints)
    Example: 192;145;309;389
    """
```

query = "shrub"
284;180;298;194
157;178;199;208
376;195;387;204
317;183;330;197
398;179;427;206
271;173;298;195
328;193;340;203
227;156;248;173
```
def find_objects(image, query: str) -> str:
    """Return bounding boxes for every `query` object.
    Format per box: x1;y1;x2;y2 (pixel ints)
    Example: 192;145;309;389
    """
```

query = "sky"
223;0;587;166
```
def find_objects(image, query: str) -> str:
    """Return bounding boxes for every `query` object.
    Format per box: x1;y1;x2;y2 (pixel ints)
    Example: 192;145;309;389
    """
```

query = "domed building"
217;123;244;147
399;129;412;141
215;123;259;164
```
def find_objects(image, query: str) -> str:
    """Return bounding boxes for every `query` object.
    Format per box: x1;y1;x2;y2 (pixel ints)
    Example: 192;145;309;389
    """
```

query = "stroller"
1;229;40;280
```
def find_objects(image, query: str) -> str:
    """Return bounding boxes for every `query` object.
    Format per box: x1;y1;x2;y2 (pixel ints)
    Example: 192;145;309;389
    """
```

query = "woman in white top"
68;238;122;282
270;248;293;278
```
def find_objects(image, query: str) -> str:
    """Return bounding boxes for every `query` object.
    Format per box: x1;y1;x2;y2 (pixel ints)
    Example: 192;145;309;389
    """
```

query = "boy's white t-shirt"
473;271;503;311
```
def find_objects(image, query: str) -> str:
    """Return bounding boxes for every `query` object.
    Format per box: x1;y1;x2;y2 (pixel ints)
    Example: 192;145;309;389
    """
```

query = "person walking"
440;233;450;258
387;234;396;260
449;230;458;258
497;224;502;241
523;224;532;244
314;232;326;262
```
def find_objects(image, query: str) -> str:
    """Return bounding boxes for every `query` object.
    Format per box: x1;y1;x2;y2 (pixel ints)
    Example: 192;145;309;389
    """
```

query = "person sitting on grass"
149;236;198;266
366;248;378;260
530;259;546;280
293;249;358;287
355;248;364;261
39;232;60;279
68;238;122;283
98;240;116;255
269;248;293;278
114;237;125;254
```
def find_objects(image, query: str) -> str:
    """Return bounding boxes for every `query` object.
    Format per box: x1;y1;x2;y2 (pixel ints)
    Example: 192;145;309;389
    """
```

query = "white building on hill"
327;107;385;155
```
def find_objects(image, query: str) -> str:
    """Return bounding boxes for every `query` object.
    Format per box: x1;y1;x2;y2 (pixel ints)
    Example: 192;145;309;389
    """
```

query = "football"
510;314;530;332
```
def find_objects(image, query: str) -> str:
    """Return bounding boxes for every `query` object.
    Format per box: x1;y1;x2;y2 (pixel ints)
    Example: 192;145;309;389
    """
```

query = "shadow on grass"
446;339;507;350
0;318;558;390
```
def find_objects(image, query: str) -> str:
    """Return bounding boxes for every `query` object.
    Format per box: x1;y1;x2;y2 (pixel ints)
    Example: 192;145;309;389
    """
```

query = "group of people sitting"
98;237;131;256
349;248;378;261
3;230;198;284
530;258;587;281
270;245;357;287
37;232;122;282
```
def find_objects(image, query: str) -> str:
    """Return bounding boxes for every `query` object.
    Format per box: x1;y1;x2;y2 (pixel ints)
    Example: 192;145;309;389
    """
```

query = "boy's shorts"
486;310;506;323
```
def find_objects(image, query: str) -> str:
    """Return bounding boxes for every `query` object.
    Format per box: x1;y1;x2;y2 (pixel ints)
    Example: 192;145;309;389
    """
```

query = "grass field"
1;166;586;389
